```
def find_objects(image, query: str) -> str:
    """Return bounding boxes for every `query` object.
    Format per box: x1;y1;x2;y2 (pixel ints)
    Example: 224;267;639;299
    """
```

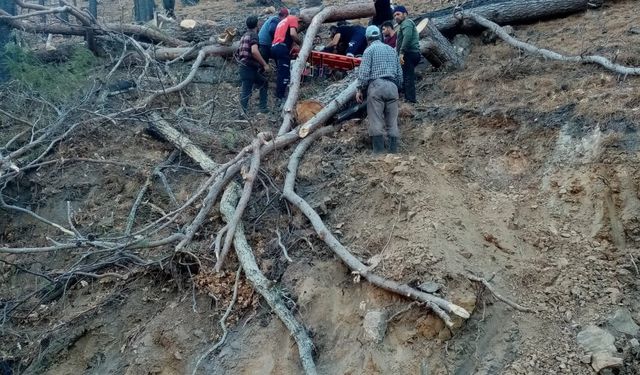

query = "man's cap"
278;7;289;17
365;25;381;39
246;15;258;29
393;5;408;14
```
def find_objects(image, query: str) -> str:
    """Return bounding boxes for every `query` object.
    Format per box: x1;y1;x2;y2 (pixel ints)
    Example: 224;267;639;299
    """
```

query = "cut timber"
180;19;197;29
416;0;603;34
295;100;324;125
295;76;354;124
418;18;463;70
298;80;358;138
151;42;238;61
299;2;375;25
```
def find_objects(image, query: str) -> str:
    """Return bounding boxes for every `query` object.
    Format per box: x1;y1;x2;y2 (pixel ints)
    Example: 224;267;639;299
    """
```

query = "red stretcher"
292;48;362;71
307;51;362;71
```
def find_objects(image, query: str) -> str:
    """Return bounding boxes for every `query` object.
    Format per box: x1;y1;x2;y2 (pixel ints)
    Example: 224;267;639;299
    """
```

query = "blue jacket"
258;16;280;46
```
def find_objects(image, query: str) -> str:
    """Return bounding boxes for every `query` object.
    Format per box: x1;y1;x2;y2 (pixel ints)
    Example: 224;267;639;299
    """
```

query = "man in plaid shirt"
236;16;271;116
356;25;403;154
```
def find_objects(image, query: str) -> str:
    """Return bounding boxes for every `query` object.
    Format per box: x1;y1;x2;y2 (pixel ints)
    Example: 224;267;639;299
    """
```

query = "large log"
416;0;603;34
418;18;462;70
151;42;238;61
299;2;375;25
295;76;355;125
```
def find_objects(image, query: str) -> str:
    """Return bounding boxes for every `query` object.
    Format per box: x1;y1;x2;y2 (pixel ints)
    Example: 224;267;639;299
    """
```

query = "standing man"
381;20;396;48
322;24;367;57
271;8;301;103
237;15;271;115
258;7;288;62
393;5;420;103
356;25;403;154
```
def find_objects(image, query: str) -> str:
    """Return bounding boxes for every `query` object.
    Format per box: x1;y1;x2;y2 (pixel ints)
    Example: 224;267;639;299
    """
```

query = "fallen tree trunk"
151;42;238;61
418;18;463;70
299;2;375;25
416;0;603;34
280;6;345;135
219;184;317;374
298;80;358;138
295;77;356;125
464;11;640;76
0;9;187;47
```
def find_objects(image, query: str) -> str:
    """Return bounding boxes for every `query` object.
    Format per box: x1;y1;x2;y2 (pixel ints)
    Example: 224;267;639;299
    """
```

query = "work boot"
371;136;384;154
389;137;399;154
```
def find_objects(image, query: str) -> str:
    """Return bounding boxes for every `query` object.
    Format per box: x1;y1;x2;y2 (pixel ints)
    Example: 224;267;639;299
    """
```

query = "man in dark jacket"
322;24;367;57
393;5;421;103
237;16;271;115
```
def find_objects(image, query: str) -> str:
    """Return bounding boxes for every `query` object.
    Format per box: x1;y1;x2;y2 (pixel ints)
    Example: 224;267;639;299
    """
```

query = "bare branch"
463;11;640;75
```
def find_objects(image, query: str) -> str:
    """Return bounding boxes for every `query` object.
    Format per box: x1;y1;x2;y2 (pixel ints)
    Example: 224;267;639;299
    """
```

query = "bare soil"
1;0;640;374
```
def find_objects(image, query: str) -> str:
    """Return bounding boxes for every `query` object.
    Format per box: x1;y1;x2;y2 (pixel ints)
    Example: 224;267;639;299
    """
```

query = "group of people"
236;3;422;154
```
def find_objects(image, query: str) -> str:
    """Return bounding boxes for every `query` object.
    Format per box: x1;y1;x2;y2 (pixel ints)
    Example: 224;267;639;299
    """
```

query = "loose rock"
418;281;442;294
363;310;388;343
591;352;623;373
577;325;616;354
606;308;640;337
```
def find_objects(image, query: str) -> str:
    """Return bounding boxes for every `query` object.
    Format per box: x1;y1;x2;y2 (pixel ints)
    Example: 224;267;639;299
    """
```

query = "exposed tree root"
282;127;470;327
467;273;535;313
219;184;317;375
191;265;242;375
463;11;640;76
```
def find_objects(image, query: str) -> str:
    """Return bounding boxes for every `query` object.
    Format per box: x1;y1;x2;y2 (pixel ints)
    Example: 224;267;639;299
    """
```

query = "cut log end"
295;100;324;125
179;19;197;29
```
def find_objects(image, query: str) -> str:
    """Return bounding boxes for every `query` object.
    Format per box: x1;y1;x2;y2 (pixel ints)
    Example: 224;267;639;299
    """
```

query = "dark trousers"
259;44;271;62
271;43;290;99
239;64;268;113
401;51;420;103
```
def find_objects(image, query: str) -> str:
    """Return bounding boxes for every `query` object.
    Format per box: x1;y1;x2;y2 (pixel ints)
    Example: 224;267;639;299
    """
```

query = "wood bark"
418;18;463;70
295;76;355;124
299;2;375;25
416;0;602;34
279;6;338;135
219;185;317;375
151;43;238;61
0;9;186;47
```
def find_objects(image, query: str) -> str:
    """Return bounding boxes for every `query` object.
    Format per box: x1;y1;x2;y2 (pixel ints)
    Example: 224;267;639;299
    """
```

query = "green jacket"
396;18;420;54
